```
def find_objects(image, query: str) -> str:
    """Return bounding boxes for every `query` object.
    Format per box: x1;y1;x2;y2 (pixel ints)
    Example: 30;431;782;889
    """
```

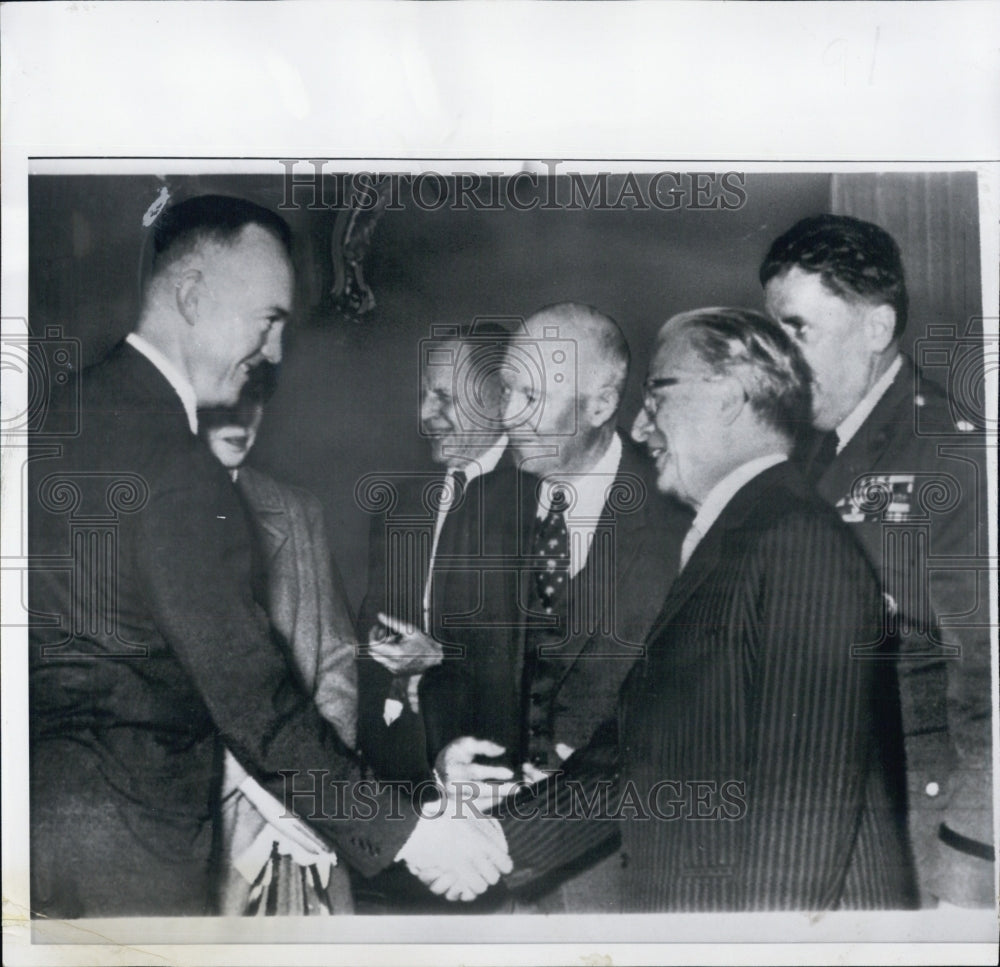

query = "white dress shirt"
835;354;902;454
421;434;508;633
681;453;788;569
126;332;199;435
535;432;623;580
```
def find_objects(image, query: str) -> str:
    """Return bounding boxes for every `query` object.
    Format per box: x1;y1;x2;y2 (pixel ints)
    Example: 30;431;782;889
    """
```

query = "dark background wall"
28;172;982;609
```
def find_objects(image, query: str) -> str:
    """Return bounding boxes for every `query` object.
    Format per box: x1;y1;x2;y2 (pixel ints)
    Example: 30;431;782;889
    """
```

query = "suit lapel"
516;469;542;643
548;436;657;675
237;469;290;566
644;463;793;645
818;360;913;506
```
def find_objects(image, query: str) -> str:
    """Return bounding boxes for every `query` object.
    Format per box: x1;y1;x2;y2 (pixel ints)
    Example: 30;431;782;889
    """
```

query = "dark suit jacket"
355;455;517;783
799;358;994;905
420;434;691;773
29;344;416;918
502;463;917;911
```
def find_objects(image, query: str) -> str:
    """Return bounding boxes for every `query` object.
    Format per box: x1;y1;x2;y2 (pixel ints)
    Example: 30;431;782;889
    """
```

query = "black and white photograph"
2;4;998;966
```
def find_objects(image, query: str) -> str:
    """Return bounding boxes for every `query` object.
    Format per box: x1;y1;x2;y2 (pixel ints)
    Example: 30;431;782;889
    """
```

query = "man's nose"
501;391;524;430
420;392;438;424
261;322;284;364
631;405;653;443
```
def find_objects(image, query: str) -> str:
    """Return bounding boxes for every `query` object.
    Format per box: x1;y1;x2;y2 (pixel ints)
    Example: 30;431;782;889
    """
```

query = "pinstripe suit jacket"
420;435;690;773
502;462;917;910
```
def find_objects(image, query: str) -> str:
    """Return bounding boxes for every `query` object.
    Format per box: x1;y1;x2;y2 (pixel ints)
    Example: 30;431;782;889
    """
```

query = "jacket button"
925;781;940;797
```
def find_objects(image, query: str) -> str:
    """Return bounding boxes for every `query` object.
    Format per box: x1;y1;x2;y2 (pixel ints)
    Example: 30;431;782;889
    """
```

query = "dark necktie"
447;467;468;504
523;486;570;768
386;467;469;713
531;487;569;614
423;467;468;633
803;429;839;483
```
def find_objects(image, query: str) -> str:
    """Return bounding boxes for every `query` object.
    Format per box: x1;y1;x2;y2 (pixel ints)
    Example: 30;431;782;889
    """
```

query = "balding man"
28;195;510;916
421;302;689;910
500;308;916;911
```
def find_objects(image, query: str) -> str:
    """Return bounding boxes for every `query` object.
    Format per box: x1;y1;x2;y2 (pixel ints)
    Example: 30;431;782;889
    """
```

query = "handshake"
394;790;513;902
392;734;557;901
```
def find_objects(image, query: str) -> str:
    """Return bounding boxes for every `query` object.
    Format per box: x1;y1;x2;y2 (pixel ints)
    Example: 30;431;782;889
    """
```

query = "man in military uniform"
761;213;994;906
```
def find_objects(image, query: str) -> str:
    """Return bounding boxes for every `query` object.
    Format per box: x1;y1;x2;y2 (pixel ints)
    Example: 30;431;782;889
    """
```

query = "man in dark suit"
353;324;515;911
355;324;512;787
422;303;689;910
761;214;994;907
500;307;916;910
200;365;359;914
28;195;509;917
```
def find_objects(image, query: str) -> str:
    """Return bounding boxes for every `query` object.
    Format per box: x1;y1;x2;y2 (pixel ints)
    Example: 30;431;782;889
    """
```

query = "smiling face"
630;327;728;507
201;397;265;470
763;266;891;432
420;340;505;467
186;225;293;408
500;335;584;475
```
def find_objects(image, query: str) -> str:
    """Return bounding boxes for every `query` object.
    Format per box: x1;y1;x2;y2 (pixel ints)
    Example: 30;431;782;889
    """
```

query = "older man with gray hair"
421;301;689;911
499;307;916;911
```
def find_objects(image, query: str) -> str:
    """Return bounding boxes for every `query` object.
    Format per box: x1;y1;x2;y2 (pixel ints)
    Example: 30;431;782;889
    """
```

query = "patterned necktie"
524;486;570;769
532;487;569;613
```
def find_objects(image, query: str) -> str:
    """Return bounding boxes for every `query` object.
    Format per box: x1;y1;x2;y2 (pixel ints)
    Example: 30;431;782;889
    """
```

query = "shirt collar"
537;431;623;519
835;354;902;453
447;433;508;484
689;453;787;543
126;332;199;435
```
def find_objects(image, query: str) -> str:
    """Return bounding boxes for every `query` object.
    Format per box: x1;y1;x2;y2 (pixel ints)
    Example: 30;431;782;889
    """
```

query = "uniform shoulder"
906;364;982;438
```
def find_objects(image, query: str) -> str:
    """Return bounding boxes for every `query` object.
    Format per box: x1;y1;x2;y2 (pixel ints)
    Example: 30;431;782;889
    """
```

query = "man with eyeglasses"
420;302;689;911
498;307;916;911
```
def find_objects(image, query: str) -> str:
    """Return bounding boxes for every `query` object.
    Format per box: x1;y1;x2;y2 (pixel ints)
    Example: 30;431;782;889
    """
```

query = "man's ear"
864;303;897;354
585;384;620;429
718;375;747;426
174;268;204;327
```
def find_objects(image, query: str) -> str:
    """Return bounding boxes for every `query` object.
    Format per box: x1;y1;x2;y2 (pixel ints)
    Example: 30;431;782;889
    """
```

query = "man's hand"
396;795;512;901
436;736;518;812
520;744;574;785
368;613;443;676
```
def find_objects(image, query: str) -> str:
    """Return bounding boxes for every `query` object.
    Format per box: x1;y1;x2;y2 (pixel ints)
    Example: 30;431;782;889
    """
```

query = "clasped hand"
395;791;512;902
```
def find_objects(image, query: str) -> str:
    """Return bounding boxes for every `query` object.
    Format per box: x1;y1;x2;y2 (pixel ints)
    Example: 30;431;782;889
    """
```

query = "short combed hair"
759;213;908;339
530;301;630;398
151;194;292;275
670;307;813;443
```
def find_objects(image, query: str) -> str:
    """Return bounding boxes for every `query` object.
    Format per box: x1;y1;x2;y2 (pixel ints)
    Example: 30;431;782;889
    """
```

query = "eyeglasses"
641;374;722;417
